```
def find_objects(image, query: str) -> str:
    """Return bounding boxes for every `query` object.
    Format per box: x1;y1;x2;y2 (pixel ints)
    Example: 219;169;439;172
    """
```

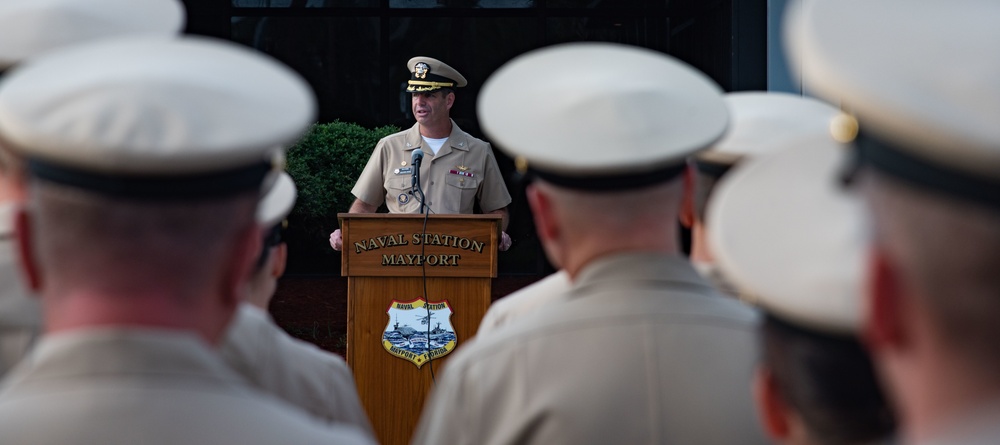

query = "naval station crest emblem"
383;298;457;367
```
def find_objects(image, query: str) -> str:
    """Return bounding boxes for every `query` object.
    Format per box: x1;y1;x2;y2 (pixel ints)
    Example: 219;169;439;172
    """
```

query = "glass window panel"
389;0;534;7
547;0;645;7
475;0;534;7
389;0;444;8
546;16;667;50
387;16;538;125
232;0;378;7
231;16;383;125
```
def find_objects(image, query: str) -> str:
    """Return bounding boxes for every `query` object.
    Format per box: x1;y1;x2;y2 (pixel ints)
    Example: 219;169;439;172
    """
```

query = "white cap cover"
784;0;1000;185
707;128;864;334
479;42;728;189
697;92;841;168
0;36;315;198
0;0;185;68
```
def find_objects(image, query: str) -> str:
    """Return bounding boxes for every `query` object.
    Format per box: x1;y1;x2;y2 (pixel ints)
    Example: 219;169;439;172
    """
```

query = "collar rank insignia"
414;62;430;79
383;298;457;368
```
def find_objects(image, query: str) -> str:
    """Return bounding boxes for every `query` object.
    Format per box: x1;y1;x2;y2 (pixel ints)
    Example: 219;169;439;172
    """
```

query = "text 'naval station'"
353;233;487;267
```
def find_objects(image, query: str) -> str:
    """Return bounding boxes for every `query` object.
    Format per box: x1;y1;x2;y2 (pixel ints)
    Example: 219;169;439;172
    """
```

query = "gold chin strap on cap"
407;80;455;91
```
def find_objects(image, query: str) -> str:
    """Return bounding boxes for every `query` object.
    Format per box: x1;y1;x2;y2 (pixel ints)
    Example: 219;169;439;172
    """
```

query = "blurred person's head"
0;37;315;344
478;42;728;278
683;92;840;257
708;125;895;444
247;172;296;310
0;0;185;206
786;0;1000;440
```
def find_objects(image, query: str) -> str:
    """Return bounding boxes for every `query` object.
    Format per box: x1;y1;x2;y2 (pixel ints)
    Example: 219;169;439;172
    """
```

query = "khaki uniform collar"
404;119;471;160
572;252;716;295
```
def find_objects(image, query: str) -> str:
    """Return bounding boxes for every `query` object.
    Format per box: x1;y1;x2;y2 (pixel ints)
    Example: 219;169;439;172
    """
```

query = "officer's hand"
330;229;343;251
499;231;512;252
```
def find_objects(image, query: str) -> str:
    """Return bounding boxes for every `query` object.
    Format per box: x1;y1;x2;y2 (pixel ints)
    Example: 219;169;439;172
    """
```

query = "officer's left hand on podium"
330;229;343;251
499;231;512;251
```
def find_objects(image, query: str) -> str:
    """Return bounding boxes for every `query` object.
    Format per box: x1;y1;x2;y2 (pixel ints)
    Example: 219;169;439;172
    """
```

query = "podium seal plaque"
383;298;457;368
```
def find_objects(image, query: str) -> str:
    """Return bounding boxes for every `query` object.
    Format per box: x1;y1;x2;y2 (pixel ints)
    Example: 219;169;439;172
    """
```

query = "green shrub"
285;120;399;258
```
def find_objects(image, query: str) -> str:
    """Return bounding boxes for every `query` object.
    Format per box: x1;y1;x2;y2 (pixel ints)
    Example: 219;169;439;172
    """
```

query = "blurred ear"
526;184;563;269
753;366;792;441
445;91;455;110
526;184;557;244
14;208;42;293
679;165;696;228
866;248;907;352
270;243;288;279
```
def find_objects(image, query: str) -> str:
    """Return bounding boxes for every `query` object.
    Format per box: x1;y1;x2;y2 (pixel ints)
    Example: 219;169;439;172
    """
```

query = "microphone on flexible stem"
411;149;425;214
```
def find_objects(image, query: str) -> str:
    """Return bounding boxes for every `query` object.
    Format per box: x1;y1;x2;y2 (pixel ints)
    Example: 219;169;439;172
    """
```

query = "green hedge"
285;120;399;259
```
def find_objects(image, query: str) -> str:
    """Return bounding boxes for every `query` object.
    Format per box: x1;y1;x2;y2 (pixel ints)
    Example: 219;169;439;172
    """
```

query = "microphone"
410;149;426;213
411;149;423;190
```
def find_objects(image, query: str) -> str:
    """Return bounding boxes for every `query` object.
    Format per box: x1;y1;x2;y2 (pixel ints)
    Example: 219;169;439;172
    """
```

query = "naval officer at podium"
329;56;512;252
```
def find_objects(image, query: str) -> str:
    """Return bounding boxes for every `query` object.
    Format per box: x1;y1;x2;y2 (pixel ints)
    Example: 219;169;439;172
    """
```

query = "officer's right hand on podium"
330;229;343;251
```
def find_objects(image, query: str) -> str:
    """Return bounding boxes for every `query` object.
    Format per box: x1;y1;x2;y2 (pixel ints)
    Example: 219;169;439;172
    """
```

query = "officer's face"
412;90;454;127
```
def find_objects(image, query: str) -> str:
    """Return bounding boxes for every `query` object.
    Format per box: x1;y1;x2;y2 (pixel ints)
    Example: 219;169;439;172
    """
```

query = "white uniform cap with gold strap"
406;56;468;93
479;42;727;190
784;0;1000;209
0;36;315;199
0;0;184;69
707;122;863;334
694;92;841;177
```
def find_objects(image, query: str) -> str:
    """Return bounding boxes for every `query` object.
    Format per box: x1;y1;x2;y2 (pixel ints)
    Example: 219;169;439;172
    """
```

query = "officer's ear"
14;207;42;293
866;247;908;351
445;90;455;110
270;243;288;279
679;164;696;229
753;366;792;441
525;184;557;243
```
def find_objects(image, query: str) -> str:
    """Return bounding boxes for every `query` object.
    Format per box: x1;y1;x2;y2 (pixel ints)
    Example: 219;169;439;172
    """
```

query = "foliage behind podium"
285;120;399;270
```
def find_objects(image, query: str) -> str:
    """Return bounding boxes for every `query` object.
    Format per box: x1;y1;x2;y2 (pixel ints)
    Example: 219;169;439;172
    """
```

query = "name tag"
395;167;414;175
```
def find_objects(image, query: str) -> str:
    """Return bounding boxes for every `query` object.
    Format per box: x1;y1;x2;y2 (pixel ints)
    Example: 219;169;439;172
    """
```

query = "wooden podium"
339;213;500;445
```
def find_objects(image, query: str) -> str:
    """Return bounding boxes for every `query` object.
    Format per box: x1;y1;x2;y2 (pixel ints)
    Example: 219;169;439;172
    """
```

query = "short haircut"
862;169;1000;370
536;176;685;234
761;314;896;445
29;179;258;299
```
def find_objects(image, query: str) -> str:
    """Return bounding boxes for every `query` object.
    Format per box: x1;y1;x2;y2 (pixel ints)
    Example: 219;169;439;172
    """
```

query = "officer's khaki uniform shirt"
477;270;570;339
220;303;373;433
0;329;374;445
352;120;511;214
0;203;40;377
414;253;769;445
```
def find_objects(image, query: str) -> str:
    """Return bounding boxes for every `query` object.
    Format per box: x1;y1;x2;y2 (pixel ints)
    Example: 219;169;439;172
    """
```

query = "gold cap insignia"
515;156;529;174
414;62;430;79
830;112;859;143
